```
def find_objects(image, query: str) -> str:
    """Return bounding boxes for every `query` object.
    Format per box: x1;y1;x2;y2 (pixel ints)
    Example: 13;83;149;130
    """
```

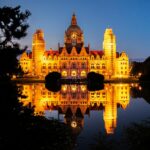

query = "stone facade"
20;14;129;79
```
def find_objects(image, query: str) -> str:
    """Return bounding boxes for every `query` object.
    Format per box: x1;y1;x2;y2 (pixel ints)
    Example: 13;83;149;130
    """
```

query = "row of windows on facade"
42;56;106;60
40;64;106;69
61;57;87;60
117;86;128;90
91;92;106;95
91;95;106;99
61;101;87;104
117;71;128;75
41;94;87;99
120;62;128;65
24;89;128;96
21;61;109;69
24;90;124;96
119;67;128;70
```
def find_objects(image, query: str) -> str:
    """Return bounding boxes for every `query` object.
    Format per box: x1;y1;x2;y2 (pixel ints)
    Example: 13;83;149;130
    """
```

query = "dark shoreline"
11;78;141;84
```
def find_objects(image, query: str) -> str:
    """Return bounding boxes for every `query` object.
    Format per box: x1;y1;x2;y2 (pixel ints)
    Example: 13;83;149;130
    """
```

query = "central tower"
64;13;84;54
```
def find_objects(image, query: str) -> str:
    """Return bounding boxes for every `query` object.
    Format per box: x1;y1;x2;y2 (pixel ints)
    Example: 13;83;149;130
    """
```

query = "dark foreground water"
19;83;150;150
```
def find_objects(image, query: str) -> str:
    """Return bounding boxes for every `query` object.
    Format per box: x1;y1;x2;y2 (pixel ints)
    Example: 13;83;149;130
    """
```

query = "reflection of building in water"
19;84;130;134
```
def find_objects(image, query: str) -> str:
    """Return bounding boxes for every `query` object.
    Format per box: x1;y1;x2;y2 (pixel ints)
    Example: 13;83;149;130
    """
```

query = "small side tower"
103;28;116;77
32;29;45;76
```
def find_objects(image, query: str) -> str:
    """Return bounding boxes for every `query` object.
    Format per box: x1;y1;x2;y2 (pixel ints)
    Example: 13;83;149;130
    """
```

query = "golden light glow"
62;85;67;91
62;71;67;77
19;83;130;134
81;85;86;92
81;70;86;77
71;70;77;77
20;15;129;79
71;121;77;128
71;85;77;91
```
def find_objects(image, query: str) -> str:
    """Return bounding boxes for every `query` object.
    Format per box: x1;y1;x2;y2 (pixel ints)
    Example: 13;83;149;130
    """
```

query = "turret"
103;28;116;77
64;13;84;53
32;29;45;76
71;13;77;25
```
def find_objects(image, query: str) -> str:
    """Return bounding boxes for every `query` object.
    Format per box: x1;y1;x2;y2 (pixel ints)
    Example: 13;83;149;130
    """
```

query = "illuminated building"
20;13;129;79
19;83;130;134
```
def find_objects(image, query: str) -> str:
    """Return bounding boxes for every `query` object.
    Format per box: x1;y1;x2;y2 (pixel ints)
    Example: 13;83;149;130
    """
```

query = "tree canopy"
0;6;31;78
0;5;30;47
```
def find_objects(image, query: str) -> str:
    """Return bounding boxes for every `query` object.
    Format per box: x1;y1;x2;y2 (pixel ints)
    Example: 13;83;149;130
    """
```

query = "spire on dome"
71;13;77;25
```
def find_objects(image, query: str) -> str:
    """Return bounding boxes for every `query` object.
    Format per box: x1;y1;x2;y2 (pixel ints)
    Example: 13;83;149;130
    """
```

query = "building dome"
66;24;83;35
65;13;83;35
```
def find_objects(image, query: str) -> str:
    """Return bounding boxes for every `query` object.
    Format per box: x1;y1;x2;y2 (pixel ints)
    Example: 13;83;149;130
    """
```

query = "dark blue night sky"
1;0;150;59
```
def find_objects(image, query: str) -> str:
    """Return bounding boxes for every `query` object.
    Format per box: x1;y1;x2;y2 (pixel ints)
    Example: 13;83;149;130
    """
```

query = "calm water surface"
19;83;150;150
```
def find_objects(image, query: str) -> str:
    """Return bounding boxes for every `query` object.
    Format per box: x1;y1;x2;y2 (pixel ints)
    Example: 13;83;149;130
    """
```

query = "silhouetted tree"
0;6;30;47
0;6;75;150
45;72;61;92
87;72;104;91
131;56;150;80
0;6;30;79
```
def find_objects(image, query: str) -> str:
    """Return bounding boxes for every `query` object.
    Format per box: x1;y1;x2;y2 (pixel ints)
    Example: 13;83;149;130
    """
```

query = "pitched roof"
90;50;104;57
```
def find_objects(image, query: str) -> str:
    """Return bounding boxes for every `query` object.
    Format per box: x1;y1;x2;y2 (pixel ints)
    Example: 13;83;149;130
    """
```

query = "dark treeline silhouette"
131;56;150;81
130;84;150;104
0;6;74;150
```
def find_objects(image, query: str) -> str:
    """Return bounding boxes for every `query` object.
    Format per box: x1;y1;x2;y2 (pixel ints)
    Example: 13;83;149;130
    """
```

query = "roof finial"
71;13;77;25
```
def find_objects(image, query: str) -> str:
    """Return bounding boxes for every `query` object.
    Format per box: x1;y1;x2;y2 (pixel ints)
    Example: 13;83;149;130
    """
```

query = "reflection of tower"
103;29;116;77
64;107;84;135
103;85;117;134
32;29;45;76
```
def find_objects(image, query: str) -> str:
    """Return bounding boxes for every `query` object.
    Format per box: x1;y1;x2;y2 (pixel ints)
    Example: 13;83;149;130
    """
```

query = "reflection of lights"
71;85;77;91
138;72;142;77
81;85;86;91
71;121;77;128
139;86;142;90
62;85;67;91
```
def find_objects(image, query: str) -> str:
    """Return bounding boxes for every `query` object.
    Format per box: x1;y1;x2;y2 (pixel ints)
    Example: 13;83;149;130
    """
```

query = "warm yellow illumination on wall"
20;15;129;79
71;70;77;77
19;83;130;134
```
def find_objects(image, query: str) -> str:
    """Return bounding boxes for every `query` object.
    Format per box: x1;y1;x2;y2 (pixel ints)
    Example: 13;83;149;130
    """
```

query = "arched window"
91;64;94;69
91;55;94;60
62;63;67;69
97;64;100;69
71;70;77;77
62;71;67;77
81;71;86;77
54;55;57;60
48;63;51;69
42;63;46;69
81;62;86;69
72;63;76;69
54;63;57;69
102;63;105;69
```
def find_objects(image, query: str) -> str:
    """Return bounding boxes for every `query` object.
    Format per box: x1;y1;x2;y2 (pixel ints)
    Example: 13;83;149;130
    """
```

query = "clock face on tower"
71;32;77;39
71;32;77;46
